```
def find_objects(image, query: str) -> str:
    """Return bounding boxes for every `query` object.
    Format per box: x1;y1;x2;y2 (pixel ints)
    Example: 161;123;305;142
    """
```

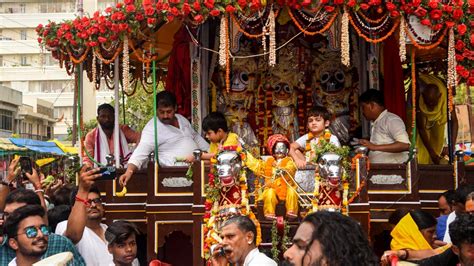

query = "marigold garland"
347;180;366;204
404;26;447;50
348;12;400;44
288;8;338;36
357;10;388;24
229;9;280;39
93;46;123;65
411;47;417;145
128;39;158;63
225;16;231;92
67;46;90;64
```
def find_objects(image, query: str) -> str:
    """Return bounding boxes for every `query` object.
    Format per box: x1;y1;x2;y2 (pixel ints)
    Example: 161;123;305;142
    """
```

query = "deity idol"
262;44;305;143
312;51;359;144
245;134;299;219
216;51;260;155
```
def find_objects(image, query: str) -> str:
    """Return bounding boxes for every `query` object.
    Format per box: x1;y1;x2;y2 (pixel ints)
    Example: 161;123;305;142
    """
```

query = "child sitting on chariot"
186;112;241;162
245;134;299;220
289;106;341;168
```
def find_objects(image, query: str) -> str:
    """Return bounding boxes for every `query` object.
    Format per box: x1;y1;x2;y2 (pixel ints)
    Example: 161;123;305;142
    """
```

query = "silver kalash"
318;152;344;187
216;150;242;187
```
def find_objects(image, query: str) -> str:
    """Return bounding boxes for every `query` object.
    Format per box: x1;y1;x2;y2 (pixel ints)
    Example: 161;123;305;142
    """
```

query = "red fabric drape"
383;35;406;122
165;26;191;119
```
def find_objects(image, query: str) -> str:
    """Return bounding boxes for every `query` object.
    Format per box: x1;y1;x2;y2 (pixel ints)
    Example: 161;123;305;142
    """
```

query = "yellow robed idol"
416;74;447;164
246;134;299;219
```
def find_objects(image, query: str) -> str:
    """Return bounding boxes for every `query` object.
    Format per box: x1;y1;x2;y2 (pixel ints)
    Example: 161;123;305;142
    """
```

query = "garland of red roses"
36;0;473;85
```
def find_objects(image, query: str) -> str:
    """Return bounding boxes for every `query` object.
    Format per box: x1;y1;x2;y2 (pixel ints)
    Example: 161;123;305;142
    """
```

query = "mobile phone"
19;156;33;176
97;165;116;181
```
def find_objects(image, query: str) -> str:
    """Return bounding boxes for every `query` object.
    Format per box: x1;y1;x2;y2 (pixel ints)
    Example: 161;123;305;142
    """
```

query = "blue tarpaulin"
9;138;65;155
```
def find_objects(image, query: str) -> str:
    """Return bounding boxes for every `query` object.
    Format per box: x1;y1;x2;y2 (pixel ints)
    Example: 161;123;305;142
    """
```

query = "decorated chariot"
37;0;474;264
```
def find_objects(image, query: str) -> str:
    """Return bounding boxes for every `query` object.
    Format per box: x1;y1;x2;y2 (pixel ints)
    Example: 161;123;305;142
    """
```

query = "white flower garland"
399;16;407;63
92;52;97;84
341;9;350;67
219;17;227;67
447;28;457;90
122;36;130;92
268;9;276;67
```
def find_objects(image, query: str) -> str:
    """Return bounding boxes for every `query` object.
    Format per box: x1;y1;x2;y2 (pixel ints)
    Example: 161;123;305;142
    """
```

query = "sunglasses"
87;198;102;205
16;225;50;239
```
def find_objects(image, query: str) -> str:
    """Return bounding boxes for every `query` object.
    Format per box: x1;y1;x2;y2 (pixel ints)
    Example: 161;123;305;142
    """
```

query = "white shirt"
295;133;341;149
443;211;456;243
7;258;16;266
369;110;410;163
55;221;112;266
128;114;209;167
241;248;276;266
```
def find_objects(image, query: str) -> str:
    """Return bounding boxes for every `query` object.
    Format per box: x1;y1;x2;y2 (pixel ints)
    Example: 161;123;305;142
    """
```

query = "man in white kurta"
119;91;209;187
128;113;209;168
368;110;410;163
358;89;410;164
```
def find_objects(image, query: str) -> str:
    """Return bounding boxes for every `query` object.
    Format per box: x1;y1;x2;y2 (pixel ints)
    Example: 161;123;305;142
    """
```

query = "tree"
113;84;163;131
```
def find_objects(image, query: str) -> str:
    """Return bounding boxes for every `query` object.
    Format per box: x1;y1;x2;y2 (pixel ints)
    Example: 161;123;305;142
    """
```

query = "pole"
76;0;84;163
114;58;120;168
113;0;120;168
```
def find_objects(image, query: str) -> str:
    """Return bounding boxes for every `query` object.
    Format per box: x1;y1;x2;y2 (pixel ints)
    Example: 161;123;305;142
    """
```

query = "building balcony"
0;13;75;28
0;40;42;54
0;66;72;82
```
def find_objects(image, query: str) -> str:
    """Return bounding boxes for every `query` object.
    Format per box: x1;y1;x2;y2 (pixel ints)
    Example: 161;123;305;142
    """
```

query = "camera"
97;165;116;181
19;156;33;177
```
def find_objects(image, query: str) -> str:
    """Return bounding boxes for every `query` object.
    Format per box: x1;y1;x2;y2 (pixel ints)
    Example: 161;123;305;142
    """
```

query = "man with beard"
209;215;276;266
84;103;140;168
0;184;84;265
105;221;140;266
4;205;49;266
283;211;378;266
119;91;209;186
55;167;112;265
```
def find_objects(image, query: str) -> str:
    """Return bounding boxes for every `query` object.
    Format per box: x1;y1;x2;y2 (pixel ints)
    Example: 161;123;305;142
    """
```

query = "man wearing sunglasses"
4;205;49;266
55;167;114;265
0;188;85;265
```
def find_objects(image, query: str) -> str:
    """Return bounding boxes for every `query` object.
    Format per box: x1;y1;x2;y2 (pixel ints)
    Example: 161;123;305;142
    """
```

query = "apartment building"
0;0;115;140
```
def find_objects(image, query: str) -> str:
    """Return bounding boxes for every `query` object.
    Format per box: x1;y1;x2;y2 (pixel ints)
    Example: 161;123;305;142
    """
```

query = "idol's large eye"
335;70;345;83
240;72;249;84
321;72;330;83
283;85;292;94
274;84;282;92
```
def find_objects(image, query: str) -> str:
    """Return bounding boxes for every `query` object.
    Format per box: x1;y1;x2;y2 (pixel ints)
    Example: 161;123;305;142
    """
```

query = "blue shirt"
437;214;448;241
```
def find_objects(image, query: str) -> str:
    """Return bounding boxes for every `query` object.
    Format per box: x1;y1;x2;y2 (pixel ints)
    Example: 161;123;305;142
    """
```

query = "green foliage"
271;221;280;262
310;133;351;181
66;119;97;141
112;85;163;132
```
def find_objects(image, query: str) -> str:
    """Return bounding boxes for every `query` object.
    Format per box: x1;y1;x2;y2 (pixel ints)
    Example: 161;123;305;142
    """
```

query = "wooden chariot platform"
96;156;474;265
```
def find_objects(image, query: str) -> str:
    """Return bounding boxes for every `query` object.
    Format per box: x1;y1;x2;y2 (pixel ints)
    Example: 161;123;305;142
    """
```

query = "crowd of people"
0;89;472;266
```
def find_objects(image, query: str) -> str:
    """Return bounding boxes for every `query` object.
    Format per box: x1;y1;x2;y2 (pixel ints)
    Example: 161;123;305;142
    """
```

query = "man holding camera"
55;166;113;265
